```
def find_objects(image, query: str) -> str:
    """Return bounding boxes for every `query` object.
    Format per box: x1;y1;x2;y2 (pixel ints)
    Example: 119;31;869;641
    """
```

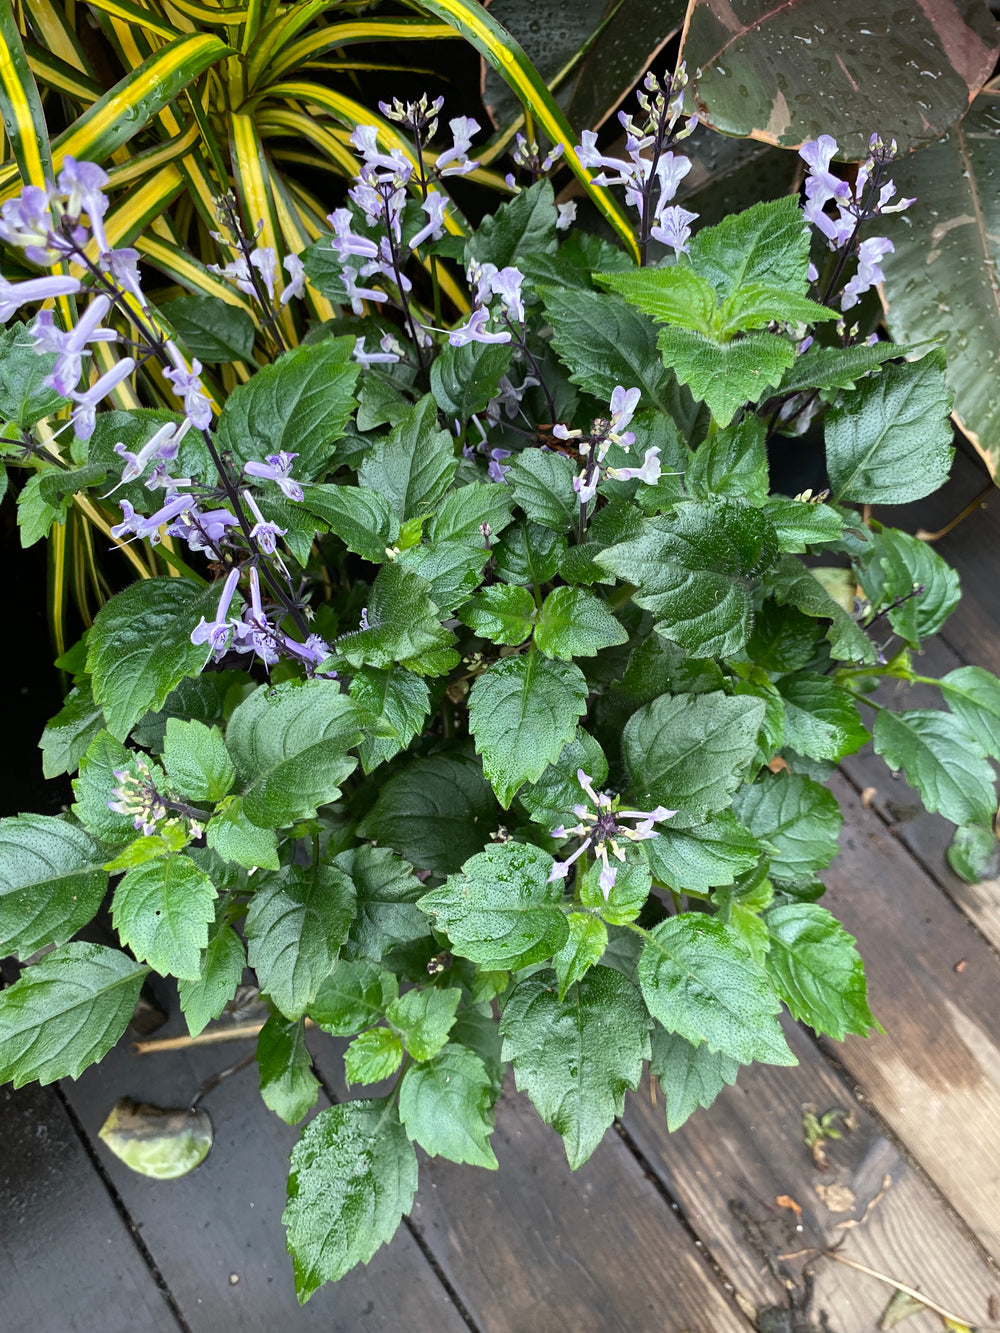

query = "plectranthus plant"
2;70;999;1302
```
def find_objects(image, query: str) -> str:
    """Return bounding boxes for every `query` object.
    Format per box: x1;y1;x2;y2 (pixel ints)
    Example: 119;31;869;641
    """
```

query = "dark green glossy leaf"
649;1023;740;1131
733;771;842;886
765;903;880;1040
873;709;997;828
257;1014;320;1125
358;394;457;519
284;1099;417;1299
177;919;245;1037
398;1043;498;1168
0;814;107;960
111;854;216;981
500;966;650;1167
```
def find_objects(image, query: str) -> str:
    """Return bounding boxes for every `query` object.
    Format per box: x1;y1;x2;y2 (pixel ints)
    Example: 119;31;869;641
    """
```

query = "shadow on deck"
3;443;1000;1333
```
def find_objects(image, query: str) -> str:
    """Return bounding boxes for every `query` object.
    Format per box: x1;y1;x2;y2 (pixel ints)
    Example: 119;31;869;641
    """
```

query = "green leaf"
335;845;426;964
717;283;837;334
499;966;651;1168
777;674;870;761
284;1099;417;1299
0;323;66;426
358;395;457;520
301;485;398;563
685;417;769;505
761;498;845;553
16;470;68;547
427;481;514;545
162;718;234;803
177;920;245;1037
331;563;453;670
680;0;999;158
396;538;489;613
468;653;589;806
495;519;565;585
535;586;629;660
771;552;876;664
538;284;676;415
0;814;107;959
517;730;608;828
508;447;578;532
826;353;954;504
578;854;651;926
880;91;1000;475
0;942;147;1087
858;526;961;647
597;500;778;657
764;903;879;1040
161;295;256;363
649;1024;740;1131
398;1044;498;1168
637;914;793;1065
430;340;513;417
554;913;609;1000
245;865;356;1019
466;179;558;268
344;1027;404;1084
645;810;765;895
687;196;811;295
39;680;104;779
308;959;398;1036
386;986;461;1062
111;854;216;981
733;771;842;886
350;665;431;773
596;266;718;333
257;1014;320;1126
205;796;279;870
215;337;358;476
656;326;795;426
131;669;242;752
86;578;218;740
873;710;998;828
938;666;1000;762
418;841;569;970
225;680;362;827
358;751;499;876
72;731;156;849
947;823;998;884
623;691;766;827
746;599;827;674
775;341;900;396
38;461;109;508
458;584;535;645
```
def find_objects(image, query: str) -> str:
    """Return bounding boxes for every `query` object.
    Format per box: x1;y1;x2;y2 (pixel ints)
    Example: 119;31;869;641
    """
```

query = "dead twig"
916;481;993;543
134;1018;316;1054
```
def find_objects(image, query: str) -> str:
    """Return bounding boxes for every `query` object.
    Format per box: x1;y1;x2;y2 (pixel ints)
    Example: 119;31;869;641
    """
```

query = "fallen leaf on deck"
815;1181;856;1212
98;1098;212;1179
879;1288;928;1327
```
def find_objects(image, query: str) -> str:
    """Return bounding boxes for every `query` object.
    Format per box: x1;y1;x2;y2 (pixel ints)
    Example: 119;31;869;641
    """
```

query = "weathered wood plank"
309;1048;754;1333
820;773;1000;1259
59;1015;471;1333
0;1082;183;1332
623;1018;1000;1333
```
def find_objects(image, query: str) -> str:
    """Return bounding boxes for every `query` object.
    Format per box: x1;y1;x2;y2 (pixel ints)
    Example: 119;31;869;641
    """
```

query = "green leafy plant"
2;70;999;1303
482;1;1000;474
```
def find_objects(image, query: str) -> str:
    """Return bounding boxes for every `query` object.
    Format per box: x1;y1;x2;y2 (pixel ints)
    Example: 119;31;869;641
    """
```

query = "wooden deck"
4;443;1000;1333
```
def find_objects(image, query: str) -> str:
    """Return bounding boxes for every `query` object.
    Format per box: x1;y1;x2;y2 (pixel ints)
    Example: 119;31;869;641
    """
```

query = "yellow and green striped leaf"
270;16;459;81
77;0;182;43
0;2;53;185
413;0;638;257
23;41;103;102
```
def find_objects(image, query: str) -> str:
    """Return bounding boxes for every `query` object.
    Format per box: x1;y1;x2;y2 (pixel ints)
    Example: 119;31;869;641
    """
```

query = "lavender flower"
352;336;400;365
190;566;241;654
650;204;698;256
0;274;81;323
243;489;286;556
556;202;577;231
58;157;112;258
841;236;894;310
33;294;117;395
547;769;676;898
231;566;279;666
243;451;303;502
166;506;239;554
110;420;189;489
68;357;136;440
448;305;511;347
434;117;481;177
409;189;449;251
162;356;213;431
606;446;661;485
280;254;306;305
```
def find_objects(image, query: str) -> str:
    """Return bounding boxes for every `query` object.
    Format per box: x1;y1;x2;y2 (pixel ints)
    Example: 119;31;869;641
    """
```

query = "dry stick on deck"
916;479;993;542
775;1245;996;1330
133;1018;317;1054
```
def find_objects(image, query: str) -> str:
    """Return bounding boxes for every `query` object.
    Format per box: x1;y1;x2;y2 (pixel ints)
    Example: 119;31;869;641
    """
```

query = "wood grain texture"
0;1082;182;1332
821;773;1000;1259
309;1042;753;1333
59;1012;469;1333
623;1018;1000;1333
